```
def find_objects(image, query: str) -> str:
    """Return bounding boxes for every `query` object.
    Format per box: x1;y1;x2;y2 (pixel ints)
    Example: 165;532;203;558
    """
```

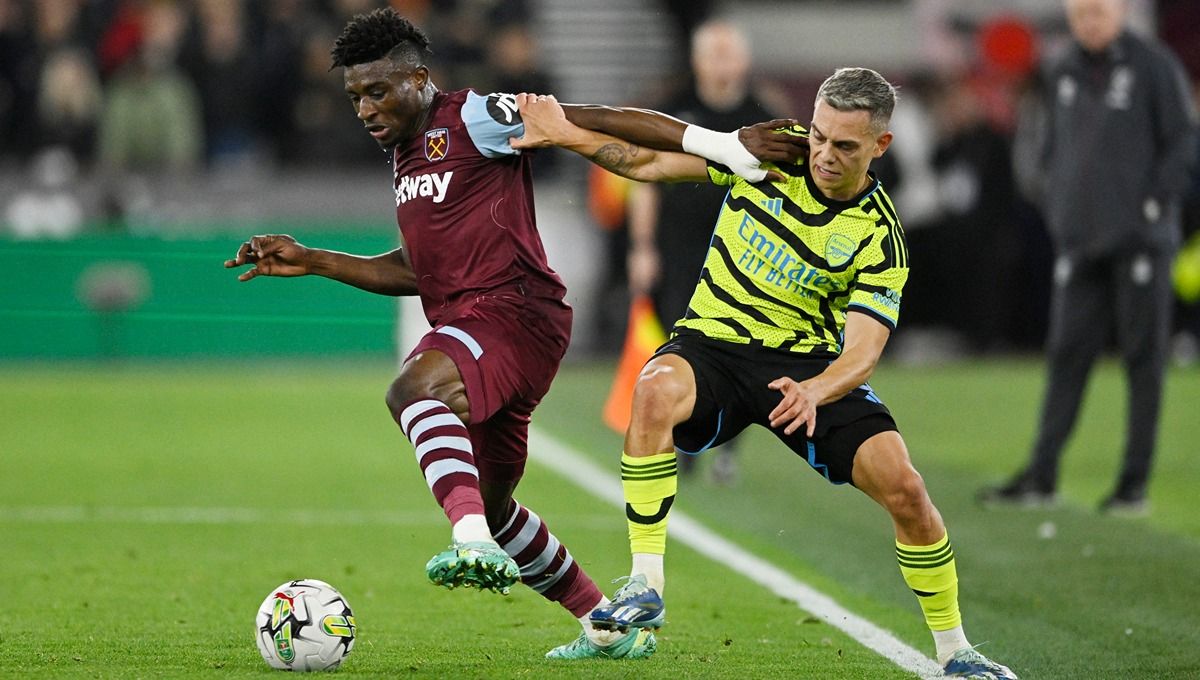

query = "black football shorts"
653;332;898;485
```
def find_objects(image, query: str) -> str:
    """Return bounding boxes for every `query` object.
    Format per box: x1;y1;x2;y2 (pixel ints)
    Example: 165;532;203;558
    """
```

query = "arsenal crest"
424;128;449;161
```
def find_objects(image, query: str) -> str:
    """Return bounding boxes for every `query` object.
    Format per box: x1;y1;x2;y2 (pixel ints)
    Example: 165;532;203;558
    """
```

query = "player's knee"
384;375;467;426
384;377;415;424
386;351;470;419
881;470;930;520
631;368;687;426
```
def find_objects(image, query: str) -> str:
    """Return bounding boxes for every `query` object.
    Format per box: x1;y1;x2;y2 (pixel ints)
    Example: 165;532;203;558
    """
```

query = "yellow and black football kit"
677;147;908;353
657;130;910;484
622;129;967;646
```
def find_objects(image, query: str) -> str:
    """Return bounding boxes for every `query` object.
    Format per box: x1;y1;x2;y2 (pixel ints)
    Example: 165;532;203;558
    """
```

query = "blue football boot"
588;574;666;632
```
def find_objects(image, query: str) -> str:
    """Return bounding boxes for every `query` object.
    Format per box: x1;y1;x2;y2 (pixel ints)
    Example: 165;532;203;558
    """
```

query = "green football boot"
545;628;657;660
424;541;520;594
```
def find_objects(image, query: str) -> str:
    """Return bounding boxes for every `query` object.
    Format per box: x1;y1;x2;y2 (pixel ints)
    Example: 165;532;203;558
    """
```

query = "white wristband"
682;124;766;182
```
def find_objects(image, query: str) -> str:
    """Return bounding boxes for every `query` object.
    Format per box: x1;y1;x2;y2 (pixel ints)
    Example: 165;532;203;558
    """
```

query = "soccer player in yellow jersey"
512;68;1015;678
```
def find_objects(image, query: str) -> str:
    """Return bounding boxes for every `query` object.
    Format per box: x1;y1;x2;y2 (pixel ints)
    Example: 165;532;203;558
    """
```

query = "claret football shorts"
406;289;572;483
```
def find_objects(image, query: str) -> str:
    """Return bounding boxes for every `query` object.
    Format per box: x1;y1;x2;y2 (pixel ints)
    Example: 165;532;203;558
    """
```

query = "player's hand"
767;375;821;437
224;234;312;281
509;93;570;150
716;119;799;183
739;119;808;165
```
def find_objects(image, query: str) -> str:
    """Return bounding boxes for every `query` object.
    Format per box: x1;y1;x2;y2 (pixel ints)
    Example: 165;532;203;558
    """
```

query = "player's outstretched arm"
511;94;711;183
560;102;806;182
224;234;418;296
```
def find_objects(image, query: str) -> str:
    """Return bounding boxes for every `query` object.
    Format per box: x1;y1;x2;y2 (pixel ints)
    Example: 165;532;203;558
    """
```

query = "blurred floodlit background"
0;0;1197;363
5;7;1200;677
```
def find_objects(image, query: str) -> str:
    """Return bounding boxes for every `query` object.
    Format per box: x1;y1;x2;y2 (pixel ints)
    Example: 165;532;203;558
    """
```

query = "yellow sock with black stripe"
621;452;677;554
896;533;962;632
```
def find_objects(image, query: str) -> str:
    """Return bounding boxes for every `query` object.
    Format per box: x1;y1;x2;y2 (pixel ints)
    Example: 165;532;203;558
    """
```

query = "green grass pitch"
1;359;1198;678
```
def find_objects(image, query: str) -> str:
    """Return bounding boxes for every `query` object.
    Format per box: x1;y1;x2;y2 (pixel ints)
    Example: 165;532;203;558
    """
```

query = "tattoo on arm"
590;142;641;176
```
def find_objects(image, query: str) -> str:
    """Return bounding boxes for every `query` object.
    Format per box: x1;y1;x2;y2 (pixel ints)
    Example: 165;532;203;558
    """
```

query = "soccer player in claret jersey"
512;69;1017;678
224;8;804;661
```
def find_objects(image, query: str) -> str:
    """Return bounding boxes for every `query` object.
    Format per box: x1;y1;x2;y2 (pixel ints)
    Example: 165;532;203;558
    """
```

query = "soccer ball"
255;579;356;671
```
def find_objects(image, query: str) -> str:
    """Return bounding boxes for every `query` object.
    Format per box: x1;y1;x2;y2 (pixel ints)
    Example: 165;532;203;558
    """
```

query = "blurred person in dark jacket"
981;0;1198;515
180;0;259;165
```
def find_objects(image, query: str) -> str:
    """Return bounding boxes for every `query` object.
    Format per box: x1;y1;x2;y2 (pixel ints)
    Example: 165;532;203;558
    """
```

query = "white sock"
451;514;494;544
581;596;622;646
631;553;665;594
932;625;971;665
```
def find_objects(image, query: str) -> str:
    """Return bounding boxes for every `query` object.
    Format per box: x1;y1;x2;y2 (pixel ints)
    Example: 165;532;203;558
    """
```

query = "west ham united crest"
425;128;449;161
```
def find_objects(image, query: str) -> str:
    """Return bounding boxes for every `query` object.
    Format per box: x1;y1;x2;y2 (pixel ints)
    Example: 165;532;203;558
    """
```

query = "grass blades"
1;359;1198;678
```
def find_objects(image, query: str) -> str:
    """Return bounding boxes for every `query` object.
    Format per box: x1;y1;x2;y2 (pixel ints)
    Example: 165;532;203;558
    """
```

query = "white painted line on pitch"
528;426;943;680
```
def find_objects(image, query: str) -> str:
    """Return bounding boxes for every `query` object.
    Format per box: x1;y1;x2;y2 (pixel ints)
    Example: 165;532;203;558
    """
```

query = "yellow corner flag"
602;295;668;434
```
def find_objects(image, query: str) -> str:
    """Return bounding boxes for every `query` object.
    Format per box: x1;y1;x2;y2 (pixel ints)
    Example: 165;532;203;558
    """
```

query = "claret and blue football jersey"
391;90;566;325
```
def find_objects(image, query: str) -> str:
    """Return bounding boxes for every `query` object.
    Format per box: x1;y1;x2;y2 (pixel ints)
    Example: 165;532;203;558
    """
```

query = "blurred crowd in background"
1;0;1199;358
0;0;552;172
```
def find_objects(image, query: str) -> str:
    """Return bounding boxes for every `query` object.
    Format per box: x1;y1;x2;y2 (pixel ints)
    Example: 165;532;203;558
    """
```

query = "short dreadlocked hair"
330;7;432;70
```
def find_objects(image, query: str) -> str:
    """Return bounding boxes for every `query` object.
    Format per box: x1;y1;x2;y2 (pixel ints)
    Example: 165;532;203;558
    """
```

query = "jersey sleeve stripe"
870;193;908;268
893;224;908;268
847;303;898;330
876;190;902;225
855;282;896;295
889;224;908;268
877;229;897;270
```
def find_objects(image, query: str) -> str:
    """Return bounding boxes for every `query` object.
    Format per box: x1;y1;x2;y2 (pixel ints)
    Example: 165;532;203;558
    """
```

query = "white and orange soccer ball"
255;579;356;671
